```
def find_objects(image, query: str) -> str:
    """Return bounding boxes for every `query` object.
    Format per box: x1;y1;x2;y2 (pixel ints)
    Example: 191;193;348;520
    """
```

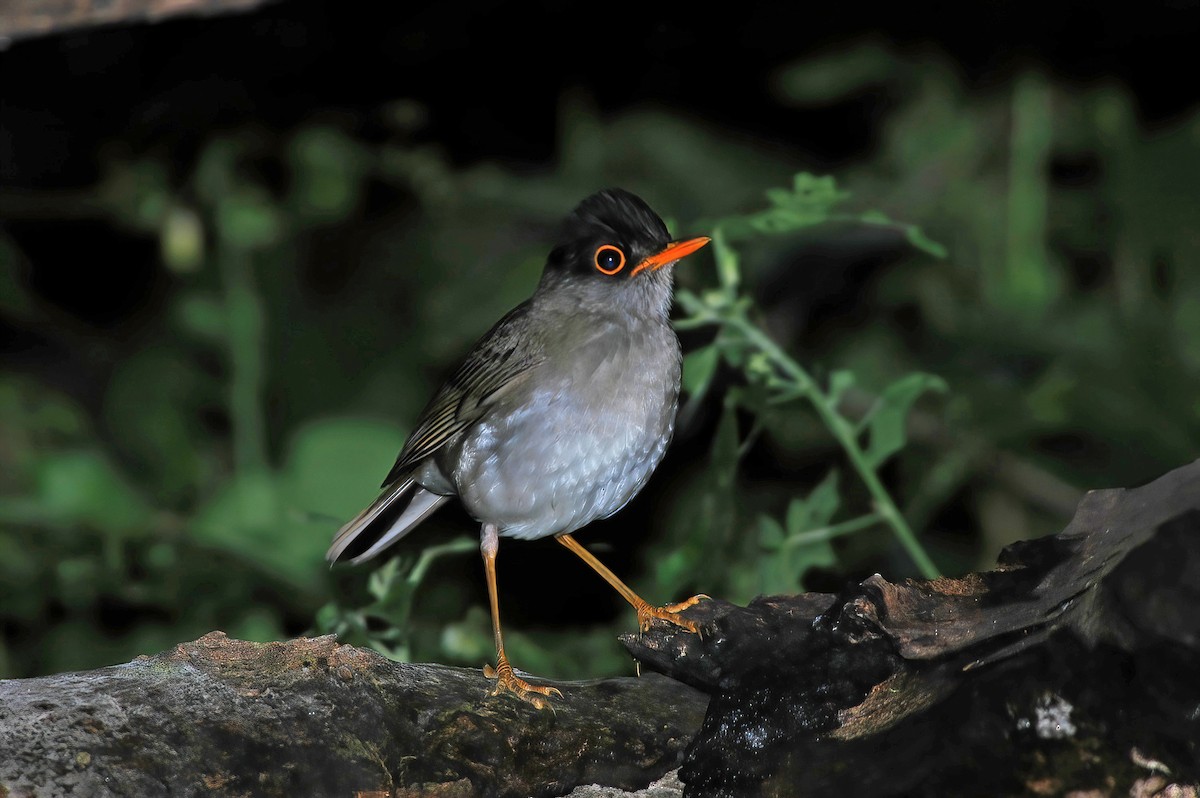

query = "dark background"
2;0;1198;679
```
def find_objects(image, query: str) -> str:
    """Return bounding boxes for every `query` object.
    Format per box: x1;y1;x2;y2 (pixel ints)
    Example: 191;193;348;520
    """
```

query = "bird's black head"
547;189;670;280
536;189;709;314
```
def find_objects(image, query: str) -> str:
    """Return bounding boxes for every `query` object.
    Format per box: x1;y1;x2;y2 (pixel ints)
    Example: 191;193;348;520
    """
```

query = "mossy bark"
0;634;707;798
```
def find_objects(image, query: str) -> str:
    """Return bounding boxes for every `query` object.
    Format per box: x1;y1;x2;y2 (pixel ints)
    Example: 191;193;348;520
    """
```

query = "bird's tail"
326;477;451;565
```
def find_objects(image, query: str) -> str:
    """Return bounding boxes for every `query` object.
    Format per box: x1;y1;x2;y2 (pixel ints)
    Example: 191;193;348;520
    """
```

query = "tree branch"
0;634;707;797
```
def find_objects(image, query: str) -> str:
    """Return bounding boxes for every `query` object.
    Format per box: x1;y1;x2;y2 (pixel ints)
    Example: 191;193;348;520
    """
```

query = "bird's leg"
556;533;707;634
480;523;561;708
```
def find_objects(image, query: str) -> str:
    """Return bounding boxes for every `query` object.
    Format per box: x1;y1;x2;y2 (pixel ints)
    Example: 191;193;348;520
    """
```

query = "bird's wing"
382;302;543;485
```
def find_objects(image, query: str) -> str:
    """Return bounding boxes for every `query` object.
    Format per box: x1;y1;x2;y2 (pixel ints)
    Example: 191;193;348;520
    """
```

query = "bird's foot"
483;655;562;710
636;594;709;634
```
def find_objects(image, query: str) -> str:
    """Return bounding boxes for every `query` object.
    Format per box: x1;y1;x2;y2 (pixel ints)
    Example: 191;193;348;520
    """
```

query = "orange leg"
480;523;561;709
556;533;707;633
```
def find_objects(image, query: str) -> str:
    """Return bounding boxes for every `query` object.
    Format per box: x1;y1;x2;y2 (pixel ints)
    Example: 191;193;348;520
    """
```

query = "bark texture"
0;634;707;797
624;459;1200;796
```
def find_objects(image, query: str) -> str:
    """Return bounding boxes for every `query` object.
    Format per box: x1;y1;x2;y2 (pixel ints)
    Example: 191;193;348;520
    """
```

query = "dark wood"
624;460;1200;797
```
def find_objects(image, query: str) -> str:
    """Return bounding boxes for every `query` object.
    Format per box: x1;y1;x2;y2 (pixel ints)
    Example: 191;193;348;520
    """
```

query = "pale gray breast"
443;313;681;540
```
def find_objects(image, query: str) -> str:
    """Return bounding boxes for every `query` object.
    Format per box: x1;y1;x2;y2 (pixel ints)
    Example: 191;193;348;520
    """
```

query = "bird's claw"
636;594;709;635
484;659;562;710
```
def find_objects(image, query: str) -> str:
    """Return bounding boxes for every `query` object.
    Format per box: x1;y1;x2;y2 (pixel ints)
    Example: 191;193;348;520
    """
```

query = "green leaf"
440;606;493;662
765;188;794;208
772;42;899;105
712;226;741;291
790;538;838;592
789;173;851;210
757;515;786;551
102;346;213;504
905;225;949;259
227;608;284;643
216;188;284;249
748;208;824;233
160;204;205;273
682;345;720;397
190;469;281;550
686;399;743;594
174;291;227;342
757;529;837;594
34;450;154;537
1025;366;1074;425
100;158;171;231
653;548;696;596
829;370;856;403
194;137;242;201
785;469;841;534
365;556;422;626
756;471;843;594
711;398;742;491
189;469;323;589
314;602;344;634
745;352;776;383
732;173;856;236
282;417;408;522
367;557;404;602
288;126;371;224
221;417;408;588
862;373;948;468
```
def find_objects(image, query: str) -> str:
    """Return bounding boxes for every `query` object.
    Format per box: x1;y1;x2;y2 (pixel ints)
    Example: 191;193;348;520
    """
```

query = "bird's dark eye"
593;244;626;275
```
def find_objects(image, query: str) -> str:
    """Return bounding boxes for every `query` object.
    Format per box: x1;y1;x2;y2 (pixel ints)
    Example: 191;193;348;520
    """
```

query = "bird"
328;188;710;708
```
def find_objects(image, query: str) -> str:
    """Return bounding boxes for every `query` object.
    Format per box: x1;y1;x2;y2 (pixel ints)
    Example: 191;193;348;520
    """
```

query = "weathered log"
625;460;1200;796
0;634;707;797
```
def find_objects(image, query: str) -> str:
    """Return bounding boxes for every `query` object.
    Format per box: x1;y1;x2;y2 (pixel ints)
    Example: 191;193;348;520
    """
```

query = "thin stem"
219;247;268;475
725;315;941;579
736;419;765;460
783;512;882;547
407;537;476;587
1003;71;1055;310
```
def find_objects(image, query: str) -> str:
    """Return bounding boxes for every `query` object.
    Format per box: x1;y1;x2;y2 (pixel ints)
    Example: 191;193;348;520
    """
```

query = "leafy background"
2;1;1198;679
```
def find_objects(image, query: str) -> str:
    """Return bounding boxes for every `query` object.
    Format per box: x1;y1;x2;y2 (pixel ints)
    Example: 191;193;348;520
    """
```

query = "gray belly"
434;330;680;540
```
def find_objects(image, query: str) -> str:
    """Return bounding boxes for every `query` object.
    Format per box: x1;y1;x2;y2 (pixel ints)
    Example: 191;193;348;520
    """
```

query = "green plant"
665;175;946;601
313;538;476;660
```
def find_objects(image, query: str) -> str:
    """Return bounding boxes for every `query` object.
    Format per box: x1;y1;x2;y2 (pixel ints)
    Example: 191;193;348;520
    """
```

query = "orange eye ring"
593;244;626;275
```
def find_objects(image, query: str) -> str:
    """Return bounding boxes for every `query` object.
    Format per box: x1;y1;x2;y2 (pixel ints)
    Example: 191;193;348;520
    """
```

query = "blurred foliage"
2;40;1199;680
675;172;947;583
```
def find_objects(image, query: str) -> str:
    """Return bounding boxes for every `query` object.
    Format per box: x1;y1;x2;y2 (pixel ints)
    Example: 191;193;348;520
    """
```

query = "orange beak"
631;236;711;277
